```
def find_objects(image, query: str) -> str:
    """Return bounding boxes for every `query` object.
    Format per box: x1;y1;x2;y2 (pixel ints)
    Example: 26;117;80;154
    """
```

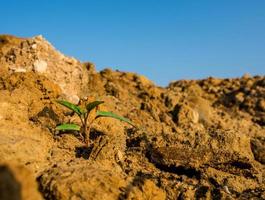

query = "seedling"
55;100;134;145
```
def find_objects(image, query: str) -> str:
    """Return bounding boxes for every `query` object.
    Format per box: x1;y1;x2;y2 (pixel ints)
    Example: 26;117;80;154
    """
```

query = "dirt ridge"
0;35;264;200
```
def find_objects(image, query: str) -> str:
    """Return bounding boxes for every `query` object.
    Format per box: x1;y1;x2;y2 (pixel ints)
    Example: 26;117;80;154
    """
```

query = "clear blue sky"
1;0;265;86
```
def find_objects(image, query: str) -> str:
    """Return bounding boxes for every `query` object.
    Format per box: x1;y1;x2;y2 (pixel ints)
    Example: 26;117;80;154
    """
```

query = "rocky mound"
0;35;264;200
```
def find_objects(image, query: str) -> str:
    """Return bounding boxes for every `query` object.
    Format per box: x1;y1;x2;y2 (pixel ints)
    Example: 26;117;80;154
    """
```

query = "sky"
1;0;265;86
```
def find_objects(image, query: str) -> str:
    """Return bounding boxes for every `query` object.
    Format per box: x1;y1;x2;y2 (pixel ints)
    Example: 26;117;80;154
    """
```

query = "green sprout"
55;100;134;145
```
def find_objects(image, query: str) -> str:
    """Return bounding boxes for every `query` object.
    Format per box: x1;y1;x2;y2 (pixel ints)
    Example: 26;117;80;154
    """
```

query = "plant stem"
78;115;86;142
83;121;88;144
83;112;90;144
86;124;91;146
85;117;97;146
83;106;100;146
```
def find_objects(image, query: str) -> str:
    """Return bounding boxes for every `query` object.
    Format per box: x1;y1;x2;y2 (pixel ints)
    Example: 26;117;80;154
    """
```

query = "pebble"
116;150;123;162
235;92;245;103
251;137;265;164
257;99;265;111
9;66;27;73
31;43;37;49
67;94;80;105
223;185;231;194
33;60;47;73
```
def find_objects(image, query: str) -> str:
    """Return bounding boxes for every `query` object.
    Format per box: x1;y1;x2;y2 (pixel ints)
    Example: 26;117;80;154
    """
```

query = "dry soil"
0;35;264;200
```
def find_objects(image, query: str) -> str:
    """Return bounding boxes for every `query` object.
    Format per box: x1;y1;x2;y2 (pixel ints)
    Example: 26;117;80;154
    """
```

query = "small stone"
67;94;80;105
257;99;265;111
251;137;265;164
127;179;166;200
31;44;37;49
246;79;254;87
34;35;44;40
9;66;27;73
33;60;47;73
136;75;153;86
242;73;251;79
223;186;231;194
116;150;123;162
188;96;213;125
83;62;96;73
172;104;199;125
234;92;245;103
209;77;222;86
191;109;199;123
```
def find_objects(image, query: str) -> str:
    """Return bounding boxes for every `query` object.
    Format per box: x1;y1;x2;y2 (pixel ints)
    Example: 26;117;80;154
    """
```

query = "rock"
188;96;213;125
39;162;126;200
0;112;53;175
150;145;211;169
0;35;91;100
0;73;58;174
0;162;43;200
172;96;213;126
257;99;265;112
9;66;27;73
65;94;80;104
83;61;96;73
172;104;199;124
126;179;166;200
235;92;245;104
242;73;251;79
136;75;154;86
33;60;47;73
31;43;37;49
208;77;222;86
251;137;265;164
186;83;204;97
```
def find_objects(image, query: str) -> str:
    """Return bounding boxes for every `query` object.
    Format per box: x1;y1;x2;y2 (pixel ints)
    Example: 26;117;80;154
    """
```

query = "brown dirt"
0;35;264;200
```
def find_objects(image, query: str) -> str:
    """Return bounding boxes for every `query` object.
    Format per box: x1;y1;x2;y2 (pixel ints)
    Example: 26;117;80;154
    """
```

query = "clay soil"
0;35;264;200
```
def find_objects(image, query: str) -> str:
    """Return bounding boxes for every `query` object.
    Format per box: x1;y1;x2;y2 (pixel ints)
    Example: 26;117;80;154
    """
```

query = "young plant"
55;100;134;145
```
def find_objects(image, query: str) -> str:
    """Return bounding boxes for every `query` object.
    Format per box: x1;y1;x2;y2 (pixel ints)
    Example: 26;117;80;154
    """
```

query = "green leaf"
56;100;84;116
86;101;104;113
96;111;134;126
56;123;81;131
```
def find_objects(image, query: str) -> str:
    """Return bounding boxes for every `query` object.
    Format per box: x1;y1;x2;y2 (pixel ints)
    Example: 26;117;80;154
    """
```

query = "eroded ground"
0;35;264;200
